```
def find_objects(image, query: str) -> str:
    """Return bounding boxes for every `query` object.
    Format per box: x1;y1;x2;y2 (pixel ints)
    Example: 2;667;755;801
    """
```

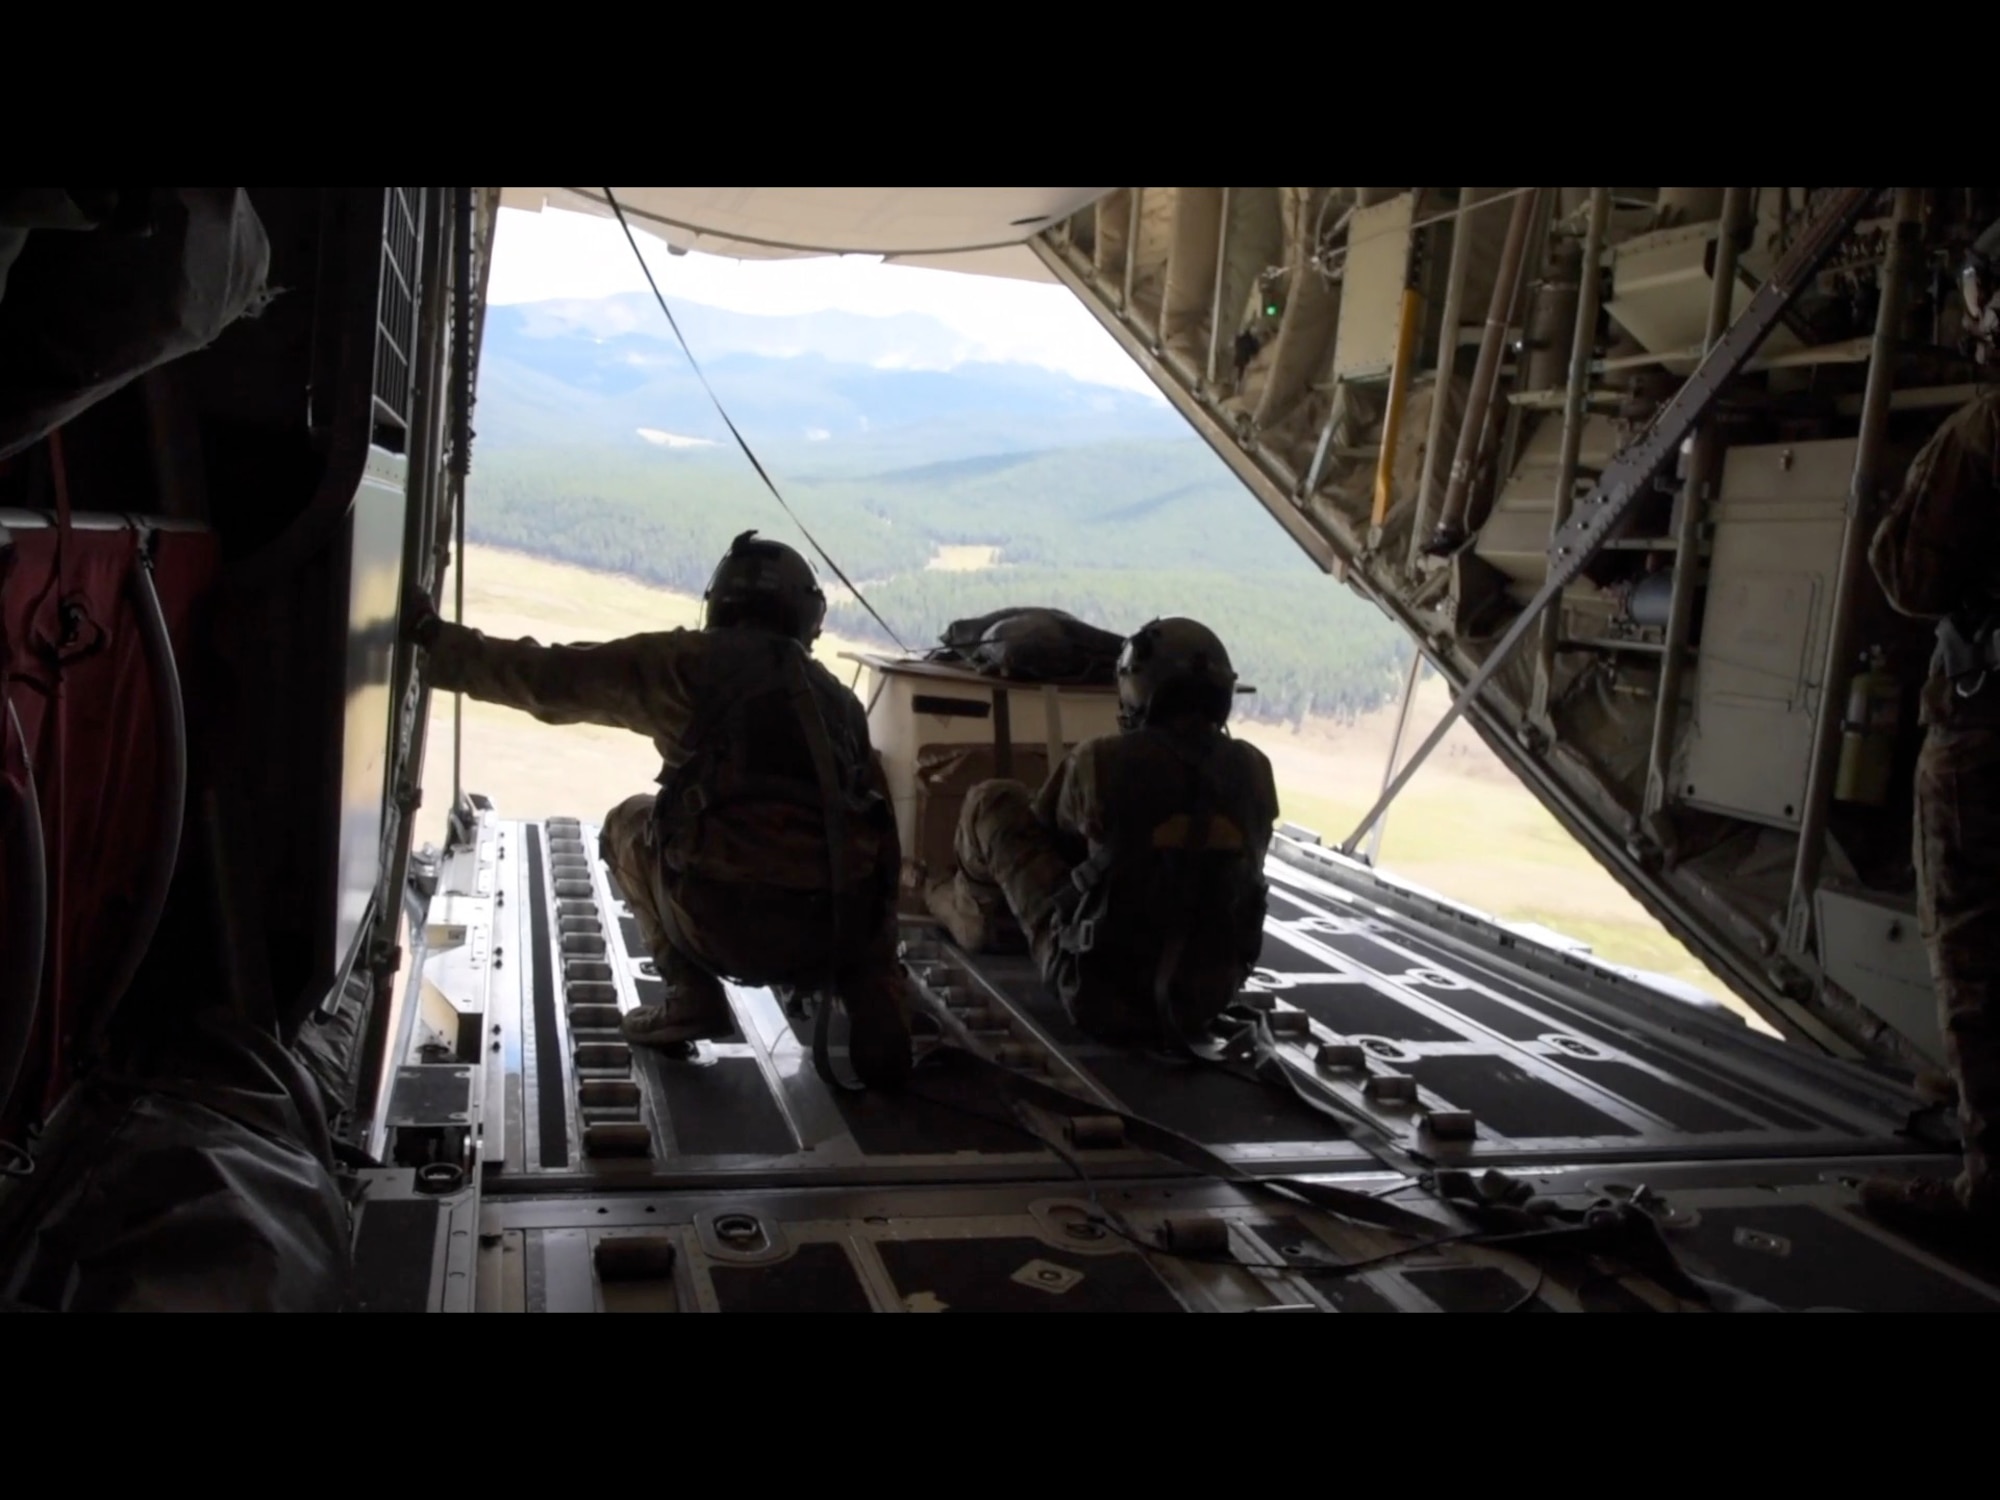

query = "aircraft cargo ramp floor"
353;804;2000;1313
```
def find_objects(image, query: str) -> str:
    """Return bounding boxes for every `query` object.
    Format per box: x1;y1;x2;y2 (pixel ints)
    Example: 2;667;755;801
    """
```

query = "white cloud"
636;427;716;449
805;427;831;441
486;205;1165;400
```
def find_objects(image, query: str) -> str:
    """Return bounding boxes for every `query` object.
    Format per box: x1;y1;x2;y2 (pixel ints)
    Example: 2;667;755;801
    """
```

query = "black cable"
600;187;911;652
904;1010;1730;1311
901;964;1721;1303
1570;1270;1634;1312
904;1058;1482;1281
908;1016;1709;1301
1504;1263;1549;1313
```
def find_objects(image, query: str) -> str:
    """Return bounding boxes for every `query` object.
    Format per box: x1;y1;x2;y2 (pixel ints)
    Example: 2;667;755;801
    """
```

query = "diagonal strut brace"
1339;187;1882;857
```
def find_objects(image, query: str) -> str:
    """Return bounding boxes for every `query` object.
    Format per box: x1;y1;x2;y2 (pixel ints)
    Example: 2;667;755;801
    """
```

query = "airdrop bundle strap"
931;1037;1447;1237
927;1012;1762;1310
1183;1005;1769;1307
778;644;869;1094
1938;614;2000;695
1152;738;1226;1057
925;1030;1746;1308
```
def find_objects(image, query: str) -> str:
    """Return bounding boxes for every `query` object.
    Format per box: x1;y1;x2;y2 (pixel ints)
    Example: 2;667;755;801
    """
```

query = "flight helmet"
702;530;826;645
1116;617;1237;731
1962;217;2000;364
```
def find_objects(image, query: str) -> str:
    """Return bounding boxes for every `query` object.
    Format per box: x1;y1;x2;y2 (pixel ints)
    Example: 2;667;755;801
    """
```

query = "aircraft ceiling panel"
498;187;1111;281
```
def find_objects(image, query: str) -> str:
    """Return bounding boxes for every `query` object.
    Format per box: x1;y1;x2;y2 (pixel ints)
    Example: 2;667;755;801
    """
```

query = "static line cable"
601;187;910;652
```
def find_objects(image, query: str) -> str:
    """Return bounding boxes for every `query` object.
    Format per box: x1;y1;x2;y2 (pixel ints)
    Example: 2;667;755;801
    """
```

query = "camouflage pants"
927;780;1079;978
600;795;688;982
598;793;899;995
1916;724;2000;1212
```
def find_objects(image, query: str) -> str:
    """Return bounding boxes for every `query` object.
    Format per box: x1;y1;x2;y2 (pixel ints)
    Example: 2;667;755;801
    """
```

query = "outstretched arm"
412;602;705;743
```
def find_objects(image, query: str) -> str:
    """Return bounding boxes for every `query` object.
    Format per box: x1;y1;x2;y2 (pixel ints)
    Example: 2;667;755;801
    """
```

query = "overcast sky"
484;205;1164;398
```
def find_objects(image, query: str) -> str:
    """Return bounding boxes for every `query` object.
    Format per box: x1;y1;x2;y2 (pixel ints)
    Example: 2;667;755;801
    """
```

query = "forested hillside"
465;293;1416;728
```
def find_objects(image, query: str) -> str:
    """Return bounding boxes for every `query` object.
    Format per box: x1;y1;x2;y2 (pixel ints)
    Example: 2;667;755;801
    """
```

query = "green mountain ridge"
468;438;1414;728
466;290;1415;728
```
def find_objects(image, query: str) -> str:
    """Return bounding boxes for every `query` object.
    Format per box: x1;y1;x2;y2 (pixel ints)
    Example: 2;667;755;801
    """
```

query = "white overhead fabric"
498;187;1114;283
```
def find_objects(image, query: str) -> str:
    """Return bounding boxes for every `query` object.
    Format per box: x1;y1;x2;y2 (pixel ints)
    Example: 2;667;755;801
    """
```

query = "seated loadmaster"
926;617;1280;1046
405;531;914;1091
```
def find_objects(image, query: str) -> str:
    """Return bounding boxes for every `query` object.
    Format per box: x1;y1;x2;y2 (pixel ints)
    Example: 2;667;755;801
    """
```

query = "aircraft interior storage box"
844;653;1121;914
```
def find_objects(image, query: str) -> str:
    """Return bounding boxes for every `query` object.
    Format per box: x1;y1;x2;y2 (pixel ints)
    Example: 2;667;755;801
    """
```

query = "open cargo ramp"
352;800;1999;1313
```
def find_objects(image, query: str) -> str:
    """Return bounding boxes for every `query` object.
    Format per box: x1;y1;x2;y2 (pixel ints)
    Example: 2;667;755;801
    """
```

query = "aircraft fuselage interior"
1;186;1995;1314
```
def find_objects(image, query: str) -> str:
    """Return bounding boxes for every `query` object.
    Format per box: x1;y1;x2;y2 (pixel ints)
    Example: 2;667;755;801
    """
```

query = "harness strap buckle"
1939;613;2000;695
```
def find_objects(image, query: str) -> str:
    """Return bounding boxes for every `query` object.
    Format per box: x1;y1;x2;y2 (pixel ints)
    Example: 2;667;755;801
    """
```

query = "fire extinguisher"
1836;646;1901;806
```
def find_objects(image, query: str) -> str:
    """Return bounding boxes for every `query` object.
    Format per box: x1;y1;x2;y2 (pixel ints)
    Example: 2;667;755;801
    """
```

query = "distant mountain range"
474;293;1188;466
462;287;1414;728
465;288;1337;579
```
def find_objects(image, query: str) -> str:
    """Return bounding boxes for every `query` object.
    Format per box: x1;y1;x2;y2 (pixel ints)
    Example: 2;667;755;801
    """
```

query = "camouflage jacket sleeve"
424;620;705;741
1036;740;1102;863
1246;742;1281;850
1868;393;2000;620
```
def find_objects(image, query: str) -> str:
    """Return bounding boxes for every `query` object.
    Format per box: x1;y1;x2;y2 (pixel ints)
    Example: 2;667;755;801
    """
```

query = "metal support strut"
1407;188;1485;575
1429;189;1541;552
1206;187;1233;390
373;185;449;991
0;697;46;1131
451;184;474;818
91;523;188;1053
1784;187;1922;956
1531;187;1612;727
1642;187;1749;837
1362;646;1426;864
1123;188;1142;315
1338;188;1881;858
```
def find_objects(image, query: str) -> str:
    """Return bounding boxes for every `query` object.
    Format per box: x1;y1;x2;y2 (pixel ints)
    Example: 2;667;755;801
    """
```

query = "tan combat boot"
923;872;1025;954
621;967;736;1048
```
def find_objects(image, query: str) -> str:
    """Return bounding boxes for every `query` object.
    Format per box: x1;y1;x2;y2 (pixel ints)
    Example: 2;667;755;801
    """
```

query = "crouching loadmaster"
926;617;1280;1047
405;531;913;1091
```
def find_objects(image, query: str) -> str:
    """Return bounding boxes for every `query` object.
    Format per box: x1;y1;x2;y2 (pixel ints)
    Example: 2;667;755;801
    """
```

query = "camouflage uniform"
1866;389;2000;1222
423;618;909;1058
929;725;1280;1041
